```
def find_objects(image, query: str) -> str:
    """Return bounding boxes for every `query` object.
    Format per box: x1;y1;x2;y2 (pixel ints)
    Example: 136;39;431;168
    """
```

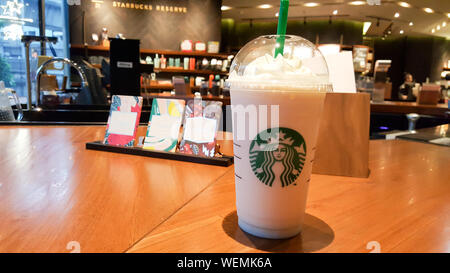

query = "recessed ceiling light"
447;13;450;18
436;25;440;30
333;10;338;15
397;2;411;8
423;8;434;13
400;30;404;34
304;2;319;7
275;12;279;17
431;28;435;33
394;12;400;18
443;22;447;27
409;22;413;26
221;6;232;11
257;4;272;9
349;1;366;5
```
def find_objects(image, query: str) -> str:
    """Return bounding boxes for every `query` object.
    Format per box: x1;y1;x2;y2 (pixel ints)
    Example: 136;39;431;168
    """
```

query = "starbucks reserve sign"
111;1;187;13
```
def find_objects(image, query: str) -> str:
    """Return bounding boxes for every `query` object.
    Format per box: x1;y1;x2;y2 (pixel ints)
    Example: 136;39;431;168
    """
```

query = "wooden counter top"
127;140;450;253
0;126;233;252
0;126;449;253
371;101;449;117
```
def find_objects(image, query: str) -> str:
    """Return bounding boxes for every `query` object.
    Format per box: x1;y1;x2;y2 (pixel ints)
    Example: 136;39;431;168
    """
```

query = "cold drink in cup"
227;35;332;239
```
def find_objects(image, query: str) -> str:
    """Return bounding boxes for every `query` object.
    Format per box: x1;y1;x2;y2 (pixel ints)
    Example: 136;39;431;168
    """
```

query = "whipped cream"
227;54;330;90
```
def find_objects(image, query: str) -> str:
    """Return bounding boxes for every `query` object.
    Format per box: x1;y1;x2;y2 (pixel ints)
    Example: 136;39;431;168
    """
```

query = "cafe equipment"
0;81;23;122
173;76;188;95
21;35;58;109
373;60;391;101
406;113;420;132
36;58;89;107
199;81;208;96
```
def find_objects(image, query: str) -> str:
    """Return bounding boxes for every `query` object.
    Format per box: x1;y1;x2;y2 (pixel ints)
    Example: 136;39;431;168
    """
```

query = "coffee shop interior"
0;0;449;253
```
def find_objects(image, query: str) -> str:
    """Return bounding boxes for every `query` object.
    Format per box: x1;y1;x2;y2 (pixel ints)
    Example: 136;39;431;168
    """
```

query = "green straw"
275;0;289;57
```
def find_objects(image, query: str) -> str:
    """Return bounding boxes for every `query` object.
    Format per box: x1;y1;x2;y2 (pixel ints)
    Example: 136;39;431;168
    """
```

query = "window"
0;0;68;103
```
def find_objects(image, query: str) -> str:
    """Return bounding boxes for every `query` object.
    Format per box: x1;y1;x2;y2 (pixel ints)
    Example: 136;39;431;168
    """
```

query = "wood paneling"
221;20;364;52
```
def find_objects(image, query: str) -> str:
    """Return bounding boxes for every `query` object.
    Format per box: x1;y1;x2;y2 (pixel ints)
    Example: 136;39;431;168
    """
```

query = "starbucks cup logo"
249;127;306;187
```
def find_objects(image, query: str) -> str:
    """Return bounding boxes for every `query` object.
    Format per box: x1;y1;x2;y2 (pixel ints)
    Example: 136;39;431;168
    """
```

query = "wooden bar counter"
0;126;449;253
371;101;449;117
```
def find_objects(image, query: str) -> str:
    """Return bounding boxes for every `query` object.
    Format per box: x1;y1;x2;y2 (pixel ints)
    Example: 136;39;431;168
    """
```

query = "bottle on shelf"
189;58;196;70
145;56;153;65
154;54;160;69
208;74;214;89
160;54;167;69
183;57;189;70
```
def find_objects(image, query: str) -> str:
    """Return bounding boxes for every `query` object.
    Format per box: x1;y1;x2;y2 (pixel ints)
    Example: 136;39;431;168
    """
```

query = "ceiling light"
431;28;435;33
394;12;400;18
436;25;440;30
304;2;319;7
363;22;371;35
447;13;450;18
333;10;338;15
257;4;272;9
397;2;411;8
349;1;366;5
275;12;279;17
221;6;231;11
423;8;434;13
400;30;404;34
443;22;447;27
409;22;413;26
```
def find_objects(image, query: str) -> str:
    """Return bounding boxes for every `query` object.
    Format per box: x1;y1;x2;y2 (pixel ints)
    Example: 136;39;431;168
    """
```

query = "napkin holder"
313;92;370;178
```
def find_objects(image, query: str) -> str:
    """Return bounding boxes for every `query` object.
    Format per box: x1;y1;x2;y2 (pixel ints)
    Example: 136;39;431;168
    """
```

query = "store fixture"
70;44;232;96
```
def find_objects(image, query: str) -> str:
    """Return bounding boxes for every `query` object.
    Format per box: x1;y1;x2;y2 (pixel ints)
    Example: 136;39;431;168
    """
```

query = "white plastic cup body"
230;86;326;239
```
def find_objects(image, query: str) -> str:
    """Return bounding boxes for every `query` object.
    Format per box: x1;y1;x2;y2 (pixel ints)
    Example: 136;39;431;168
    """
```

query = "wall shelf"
153;68;227;75
70;44;232;59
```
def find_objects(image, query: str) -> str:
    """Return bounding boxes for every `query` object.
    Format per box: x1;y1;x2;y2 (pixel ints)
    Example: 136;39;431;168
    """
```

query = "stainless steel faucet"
35;58;89;108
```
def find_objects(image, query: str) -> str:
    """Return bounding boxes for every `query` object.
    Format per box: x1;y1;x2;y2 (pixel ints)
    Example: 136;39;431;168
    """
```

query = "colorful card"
179;100;222;157
143;98;186;152
103;95;143;147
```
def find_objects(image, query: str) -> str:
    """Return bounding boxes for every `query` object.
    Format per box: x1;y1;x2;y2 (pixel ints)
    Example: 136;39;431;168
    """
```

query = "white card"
324;51;357;93
146;115;182;140
108;111;137;136
183;117;217;143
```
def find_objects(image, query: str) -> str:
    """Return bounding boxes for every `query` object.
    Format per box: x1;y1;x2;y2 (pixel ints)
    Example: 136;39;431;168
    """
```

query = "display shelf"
140;48;231;59
86;141;234;167
70;44;232;59
153;68;228;75
141;92;230;105
141;84;202;91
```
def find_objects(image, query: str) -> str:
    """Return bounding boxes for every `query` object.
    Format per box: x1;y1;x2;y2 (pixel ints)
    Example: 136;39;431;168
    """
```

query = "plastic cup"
227;35;332;239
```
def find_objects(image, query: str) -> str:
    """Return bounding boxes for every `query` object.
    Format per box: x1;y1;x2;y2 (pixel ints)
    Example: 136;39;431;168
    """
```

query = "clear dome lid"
227;35;332;91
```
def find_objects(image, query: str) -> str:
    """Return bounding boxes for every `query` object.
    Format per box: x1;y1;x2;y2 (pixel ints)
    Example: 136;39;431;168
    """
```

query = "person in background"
398;72;416;101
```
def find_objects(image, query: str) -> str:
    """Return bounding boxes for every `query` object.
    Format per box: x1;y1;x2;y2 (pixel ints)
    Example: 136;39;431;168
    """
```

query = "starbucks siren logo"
249;127;306;187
